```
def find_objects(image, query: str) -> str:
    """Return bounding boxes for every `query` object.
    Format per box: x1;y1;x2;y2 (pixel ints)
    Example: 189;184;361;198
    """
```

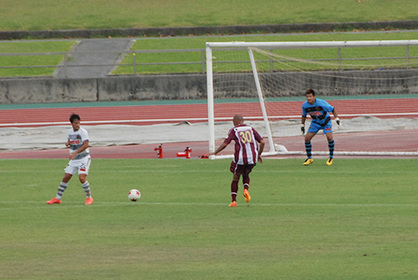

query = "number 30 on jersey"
239;131;252;144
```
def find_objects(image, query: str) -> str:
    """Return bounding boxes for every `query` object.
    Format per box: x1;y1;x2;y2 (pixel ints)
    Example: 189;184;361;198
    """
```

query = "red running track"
1;98;418;158
1;98;418;127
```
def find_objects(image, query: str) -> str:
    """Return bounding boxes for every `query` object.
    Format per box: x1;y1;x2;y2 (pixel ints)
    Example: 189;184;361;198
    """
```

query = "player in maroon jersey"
212;114;265;207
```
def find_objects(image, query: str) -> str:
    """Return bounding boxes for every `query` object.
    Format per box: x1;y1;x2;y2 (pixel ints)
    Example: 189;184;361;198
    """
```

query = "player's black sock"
231;181;238;202
305;141;312;158
328;140;335;158
243;174;250;189
57;182;68;199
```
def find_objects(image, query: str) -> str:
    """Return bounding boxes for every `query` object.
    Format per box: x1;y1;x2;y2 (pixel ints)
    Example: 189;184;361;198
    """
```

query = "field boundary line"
1;201;416;211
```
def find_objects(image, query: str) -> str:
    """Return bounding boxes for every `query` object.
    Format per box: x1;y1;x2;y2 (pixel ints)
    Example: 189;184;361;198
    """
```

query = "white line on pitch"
0;201;416;211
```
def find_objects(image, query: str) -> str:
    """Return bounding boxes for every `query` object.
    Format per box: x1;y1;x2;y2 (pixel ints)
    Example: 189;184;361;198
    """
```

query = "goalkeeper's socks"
305;141;312;158
56;182;68;200
328;140;335;158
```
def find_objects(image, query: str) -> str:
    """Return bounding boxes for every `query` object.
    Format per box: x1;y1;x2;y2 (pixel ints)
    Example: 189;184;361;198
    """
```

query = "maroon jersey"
224;124;263;165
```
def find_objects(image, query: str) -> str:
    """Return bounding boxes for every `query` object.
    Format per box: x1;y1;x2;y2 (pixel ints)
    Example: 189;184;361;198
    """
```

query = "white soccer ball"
128;189;141;201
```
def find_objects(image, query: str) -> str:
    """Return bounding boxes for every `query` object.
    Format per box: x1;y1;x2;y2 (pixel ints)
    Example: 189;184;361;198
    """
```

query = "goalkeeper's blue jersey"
302;98;334;126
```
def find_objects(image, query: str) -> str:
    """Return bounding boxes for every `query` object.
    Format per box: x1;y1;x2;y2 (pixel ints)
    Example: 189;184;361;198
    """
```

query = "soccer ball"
128;189;141;201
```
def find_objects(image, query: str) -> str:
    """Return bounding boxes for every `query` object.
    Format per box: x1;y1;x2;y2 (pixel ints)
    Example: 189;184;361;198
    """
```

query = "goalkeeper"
301;89;340;166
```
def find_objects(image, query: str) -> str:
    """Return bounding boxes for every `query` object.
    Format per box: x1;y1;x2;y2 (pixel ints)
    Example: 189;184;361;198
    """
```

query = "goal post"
248;48;276;154
206;43;278;159
206;40;418;158
206;44;215;155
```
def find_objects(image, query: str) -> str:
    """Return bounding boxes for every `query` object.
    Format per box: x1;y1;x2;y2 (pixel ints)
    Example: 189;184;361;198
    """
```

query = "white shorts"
64;156;91;176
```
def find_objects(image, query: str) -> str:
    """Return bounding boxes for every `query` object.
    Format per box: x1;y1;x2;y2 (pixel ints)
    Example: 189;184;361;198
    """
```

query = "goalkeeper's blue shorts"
308;121;333;134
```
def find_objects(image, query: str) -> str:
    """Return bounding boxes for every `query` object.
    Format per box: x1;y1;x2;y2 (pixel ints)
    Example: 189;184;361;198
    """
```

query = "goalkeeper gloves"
301;124;305;135
336;118;341;128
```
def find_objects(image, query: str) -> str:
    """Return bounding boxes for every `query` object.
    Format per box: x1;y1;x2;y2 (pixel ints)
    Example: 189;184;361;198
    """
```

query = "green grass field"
1;158;416;279
1;0;418;77
114;31;418;74
3;31;416;77
1;0;418;31
0;41;76;77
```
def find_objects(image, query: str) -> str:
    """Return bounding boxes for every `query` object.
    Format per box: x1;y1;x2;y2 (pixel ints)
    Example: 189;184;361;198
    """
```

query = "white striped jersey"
224;124;263;165
68;127;90;159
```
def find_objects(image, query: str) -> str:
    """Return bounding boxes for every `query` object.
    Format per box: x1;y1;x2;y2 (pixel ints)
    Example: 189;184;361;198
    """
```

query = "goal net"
206;41;418;158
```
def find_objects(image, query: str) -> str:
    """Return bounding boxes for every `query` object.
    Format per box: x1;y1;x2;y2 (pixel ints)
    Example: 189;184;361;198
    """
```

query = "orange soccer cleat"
47;197;61;204
243;189;251;203
85;197;94;205
229;201;237;207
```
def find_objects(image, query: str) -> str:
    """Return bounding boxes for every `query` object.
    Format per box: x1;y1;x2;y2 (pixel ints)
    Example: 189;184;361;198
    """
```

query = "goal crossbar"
206;40;418;49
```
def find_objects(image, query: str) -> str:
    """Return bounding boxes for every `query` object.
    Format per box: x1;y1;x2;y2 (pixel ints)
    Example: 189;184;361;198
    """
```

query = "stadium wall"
1;70;418;104
0;75;207;104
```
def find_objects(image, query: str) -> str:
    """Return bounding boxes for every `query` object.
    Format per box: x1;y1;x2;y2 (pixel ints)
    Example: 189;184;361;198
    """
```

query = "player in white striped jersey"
212;114;265;207
47;114;94;205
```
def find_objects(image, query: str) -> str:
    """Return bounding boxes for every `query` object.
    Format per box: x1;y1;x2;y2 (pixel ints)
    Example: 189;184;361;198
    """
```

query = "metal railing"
130;49;207;74
0;49;208;77
0;47;417;78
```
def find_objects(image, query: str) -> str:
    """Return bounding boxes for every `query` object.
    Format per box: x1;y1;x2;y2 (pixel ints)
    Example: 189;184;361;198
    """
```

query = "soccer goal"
206;40;418;158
